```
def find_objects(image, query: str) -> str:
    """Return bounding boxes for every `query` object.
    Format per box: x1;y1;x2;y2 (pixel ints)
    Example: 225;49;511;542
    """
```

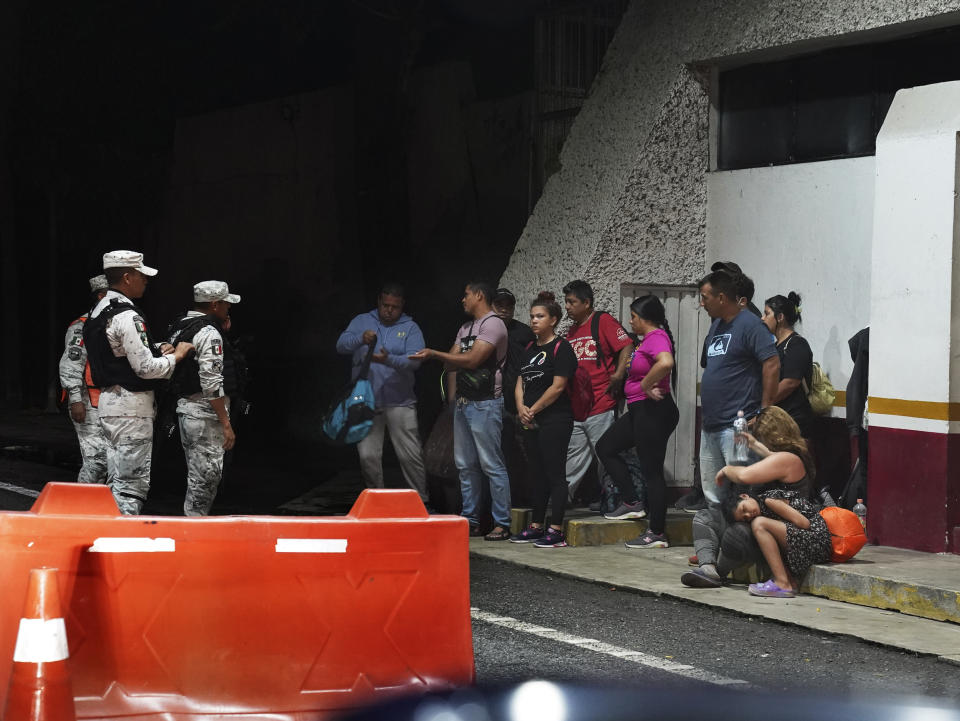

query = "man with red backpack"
58;274;110;485
562;280;633;509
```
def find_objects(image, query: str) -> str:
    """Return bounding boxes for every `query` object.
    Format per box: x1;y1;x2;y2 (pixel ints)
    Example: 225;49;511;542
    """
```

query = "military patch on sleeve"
69;333;83;346
68;347;82;361
133;316;147;334
212;341;223;355
212;359;223;373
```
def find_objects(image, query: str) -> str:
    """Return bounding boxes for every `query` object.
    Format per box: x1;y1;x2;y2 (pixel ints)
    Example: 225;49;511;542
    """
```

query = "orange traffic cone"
2;568;75;721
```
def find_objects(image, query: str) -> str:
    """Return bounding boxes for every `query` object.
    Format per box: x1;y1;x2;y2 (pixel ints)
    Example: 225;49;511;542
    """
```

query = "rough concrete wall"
500;0;960;313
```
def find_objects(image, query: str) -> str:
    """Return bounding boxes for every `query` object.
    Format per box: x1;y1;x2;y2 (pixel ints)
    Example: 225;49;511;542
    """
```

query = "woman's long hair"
753;406;815;481
629;294;676;390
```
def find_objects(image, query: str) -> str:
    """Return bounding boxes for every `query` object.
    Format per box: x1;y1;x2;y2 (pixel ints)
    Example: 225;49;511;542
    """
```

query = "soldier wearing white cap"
57;274;110;484
83;251;194;514
166;280;242;516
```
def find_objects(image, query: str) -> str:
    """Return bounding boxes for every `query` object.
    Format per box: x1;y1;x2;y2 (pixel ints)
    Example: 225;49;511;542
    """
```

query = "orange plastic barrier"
3;567;76;721
0;484;474;720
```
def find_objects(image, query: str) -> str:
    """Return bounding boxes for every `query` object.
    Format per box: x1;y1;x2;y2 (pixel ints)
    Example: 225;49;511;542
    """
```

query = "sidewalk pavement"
471;509;960;665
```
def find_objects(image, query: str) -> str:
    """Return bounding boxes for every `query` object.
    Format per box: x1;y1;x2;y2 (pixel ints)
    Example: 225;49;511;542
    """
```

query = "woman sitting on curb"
681;406;813;589
724;485;831;598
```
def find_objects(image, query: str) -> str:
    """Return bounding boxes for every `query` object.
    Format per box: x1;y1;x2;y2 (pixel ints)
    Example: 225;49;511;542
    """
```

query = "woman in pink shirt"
596;295;679;548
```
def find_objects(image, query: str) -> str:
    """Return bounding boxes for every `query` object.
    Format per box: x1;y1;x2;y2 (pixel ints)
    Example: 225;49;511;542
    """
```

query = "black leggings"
523;415;574;527
596;396;679;534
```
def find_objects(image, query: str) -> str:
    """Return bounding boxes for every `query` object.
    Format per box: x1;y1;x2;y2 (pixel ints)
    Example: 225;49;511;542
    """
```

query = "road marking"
0;482;40;498
471;607;752;687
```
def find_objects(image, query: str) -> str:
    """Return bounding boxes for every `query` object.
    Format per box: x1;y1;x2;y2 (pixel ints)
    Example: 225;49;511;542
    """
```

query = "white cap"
88;274;108;292
102;250;158;276
193;280;241;304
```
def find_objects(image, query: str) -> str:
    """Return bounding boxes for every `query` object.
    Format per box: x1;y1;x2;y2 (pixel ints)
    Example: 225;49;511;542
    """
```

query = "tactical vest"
59;316;102;408
82;298;164;393
167;314;246;399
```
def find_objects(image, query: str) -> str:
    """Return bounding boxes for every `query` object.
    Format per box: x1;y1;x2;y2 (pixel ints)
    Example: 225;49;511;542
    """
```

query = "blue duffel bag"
322;343;377;445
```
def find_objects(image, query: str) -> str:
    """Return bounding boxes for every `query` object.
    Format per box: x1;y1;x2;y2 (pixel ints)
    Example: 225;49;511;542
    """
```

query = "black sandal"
484;526;510;541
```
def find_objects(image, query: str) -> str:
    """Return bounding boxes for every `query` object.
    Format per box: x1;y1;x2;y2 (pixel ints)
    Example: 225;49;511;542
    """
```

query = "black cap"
710;261;743;275
493;288;516;304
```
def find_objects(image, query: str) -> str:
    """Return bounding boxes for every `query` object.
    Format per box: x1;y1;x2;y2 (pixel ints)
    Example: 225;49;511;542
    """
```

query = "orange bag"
819;506;867;562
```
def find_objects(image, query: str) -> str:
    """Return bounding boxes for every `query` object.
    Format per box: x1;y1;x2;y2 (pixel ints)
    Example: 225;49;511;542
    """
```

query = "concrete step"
803;545;960;624
510;506;695;547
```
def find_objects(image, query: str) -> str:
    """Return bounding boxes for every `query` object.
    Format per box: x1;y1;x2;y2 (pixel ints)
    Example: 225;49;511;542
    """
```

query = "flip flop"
484;526;510;541
748;580;796;598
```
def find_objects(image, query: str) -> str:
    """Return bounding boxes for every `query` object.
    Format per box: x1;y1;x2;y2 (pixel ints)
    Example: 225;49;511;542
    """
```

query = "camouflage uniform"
90;253;176;515
169;280;241;517
57;284;108;485
173;312;230;516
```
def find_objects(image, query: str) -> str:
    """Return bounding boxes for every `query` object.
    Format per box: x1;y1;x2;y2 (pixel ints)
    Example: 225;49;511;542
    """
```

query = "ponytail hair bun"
530;290;562;323
765;291;802;326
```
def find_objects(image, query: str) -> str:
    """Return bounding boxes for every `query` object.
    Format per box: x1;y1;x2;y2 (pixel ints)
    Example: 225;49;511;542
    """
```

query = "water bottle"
852;498;867;530
732;410;749;463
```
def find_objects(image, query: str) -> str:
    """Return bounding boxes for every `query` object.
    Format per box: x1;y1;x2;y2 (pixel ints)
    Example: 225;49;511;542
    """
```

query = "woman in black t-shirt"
762;292;814;437
509;291;578;548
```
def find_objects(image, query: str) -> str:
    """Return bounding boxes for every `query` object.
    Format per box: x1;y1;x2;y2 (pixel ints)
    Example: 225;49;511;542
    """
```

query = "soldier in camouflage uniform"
83;251;194;514
167;281;240;516
58;274;110;484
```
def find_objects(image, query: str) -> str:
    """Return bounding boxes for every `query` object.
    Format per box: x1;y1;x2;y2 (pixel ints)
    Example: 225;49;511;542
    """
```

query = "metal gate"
619;284;706;487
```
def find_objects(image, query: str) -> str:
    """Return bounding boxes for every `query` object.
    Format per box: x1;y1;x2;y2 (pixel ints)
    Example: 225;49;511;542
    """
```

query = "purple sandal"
748;580;796;598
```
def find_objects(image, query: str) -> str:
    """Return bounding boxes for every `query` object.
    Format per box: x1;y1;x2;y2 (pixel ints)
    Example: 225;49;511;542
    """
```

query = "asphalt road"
469;555;960;700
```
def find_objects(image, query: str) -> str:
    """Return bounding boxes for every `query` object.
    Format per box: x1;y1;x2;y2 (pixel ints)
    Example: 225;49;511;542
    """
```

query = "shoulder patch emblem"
212;341;223;355
133;317;147;334
67;347;82;361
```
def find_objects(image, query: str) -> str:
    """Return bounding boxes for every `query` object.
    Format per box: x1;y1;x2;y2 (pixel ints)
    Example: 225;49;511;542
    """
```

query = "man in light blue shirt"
336;282;429;503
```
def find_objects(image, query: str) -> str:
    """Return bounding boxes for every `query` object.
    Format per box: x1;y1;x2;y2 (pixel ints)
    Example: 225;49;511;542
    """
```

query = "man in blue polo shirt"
682;268;779;588
698;268;779;505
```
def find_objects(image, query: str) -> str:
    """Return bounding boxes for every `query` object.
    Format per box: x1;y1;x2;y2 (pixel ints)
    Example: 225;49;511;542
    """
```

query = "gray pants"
178;414;225;517
565;409;615;497
99;415;153;515
357;406;428;503
692;507;762;576
73;406;107;484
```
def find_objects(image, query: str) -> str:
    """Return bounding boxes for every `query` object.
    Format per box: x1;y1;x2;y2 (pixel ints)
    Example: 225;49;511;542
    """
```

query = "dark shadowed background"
0;0;625;494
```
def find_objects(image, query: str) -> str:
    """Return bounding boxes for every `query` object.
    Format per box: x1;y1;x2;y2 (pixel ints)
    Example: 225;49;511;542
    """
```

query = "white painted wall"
705;157;876;413
871;81;960;434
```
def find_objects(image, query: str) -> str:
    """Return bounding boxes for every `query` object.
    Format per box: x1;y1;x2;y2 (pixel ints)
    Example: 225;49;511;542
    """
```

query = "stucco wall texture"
499;0;960;314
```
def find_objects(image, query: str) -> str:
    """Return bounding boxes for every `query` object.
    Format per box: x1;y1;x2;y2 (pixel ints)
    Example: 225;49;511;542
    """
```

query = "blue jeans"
454;397;511;528
699;427;735;506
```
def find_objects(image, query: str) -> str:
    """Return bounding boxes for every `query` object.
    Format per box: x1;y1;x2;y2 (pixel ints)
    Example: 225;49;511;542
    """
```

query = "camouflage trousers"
178;414;225;517
99;415;153;515
73;406;107;485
